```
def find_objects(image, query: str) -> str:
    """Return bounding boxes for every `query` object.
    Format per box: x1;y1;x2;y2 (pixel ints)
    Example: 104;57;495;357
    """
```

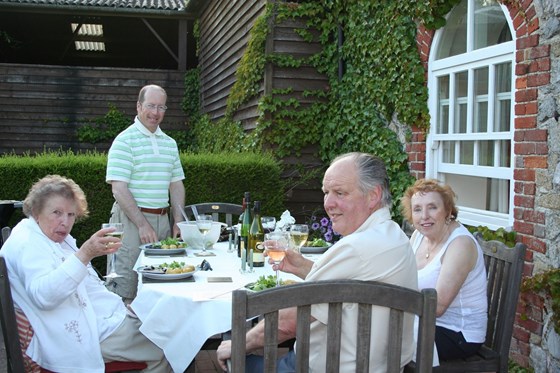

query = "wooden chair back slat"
0;256;26;373
325;302;343;372
229;280;437;373
355;303;372;372
185;203;242;227
1;226;12;248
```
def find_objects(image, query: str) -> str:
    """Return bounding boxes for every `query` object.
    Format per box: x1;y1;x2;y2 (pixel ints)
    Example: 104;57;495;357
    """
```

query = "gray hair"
332;152;392;208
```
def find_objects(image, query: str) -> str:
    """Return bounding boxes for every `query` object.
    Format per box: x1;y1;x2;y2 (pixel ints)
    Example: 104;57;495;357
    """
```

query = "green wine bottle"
249;201;265;267
239;192;251;261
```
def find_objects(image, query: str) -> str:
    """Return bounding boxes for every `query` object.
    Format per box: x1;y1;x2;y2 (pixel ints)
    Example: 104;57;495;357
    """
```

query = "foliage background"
187;0;462;221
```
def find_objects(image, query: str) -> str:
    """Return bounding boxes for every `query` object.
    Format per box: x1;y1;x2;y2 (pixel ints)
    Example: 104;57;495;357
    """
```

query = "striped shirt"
106;117;185;208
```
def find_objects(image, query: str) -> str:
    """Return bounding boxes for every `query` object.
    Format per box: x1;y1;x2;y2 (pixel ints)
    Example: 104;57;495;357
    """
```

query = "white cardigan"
1;218;126;372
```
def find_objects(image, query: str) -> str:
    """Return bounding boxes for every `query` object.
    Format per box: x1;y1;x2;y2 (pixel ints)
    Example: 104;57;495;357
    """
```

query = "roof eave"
0;3;197;19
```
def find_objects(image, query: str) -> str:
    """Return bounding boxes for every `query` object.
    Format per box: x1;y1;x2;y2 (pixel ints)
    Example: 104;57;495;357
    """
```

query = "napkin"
275;210;295;231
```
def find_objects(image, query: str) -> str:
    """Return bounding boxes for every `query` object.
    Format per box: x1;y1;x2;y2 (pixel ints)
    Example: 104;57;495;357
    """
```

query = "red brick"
528;19;539;34
515;103;526;115
538;58;551;71
517;317;543;334
523;129;547;141
523;182;536;196
528;237;547;253
514;220;534;234
514;168;536;181
516;76;528;89
530;45;550;59
527;72;551;87
515;88;537;102
410;143;425;152
525;102;538;115
514;142;536;155
516;50;526;63
515;116;537;129
525;5;536;20
514;205;524;217
513;326;531;343
516;63;529;75
524;156;547;168
517;34;539;49
513;12;525;30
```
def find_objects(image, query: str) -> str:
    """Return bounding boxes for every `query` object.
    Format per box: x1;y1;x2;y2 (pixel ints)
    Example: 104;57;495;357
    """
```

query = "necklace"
424;225;451;259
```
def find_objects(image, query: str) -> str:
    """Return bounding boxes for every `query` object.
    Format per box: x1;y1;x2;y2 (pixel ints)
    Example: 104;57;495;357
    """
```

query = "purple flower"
312;222;320;230
324;231;333;242
320;217;329;227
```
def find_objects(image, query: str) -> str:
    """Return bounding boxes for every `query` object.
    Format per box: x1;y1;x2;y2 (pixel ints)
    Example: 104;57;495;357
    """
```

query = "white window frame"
425;0;515;230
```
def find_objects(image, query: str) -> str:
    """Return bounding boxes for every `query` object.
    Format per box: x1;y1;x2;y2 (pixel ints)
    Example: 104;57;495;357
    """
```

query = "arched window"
426;0;515;229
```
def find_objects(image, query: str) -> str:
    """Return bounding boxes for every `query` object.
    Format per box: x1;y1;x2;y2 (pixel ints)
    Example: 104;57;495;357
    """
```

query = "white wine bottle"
249;201;265;267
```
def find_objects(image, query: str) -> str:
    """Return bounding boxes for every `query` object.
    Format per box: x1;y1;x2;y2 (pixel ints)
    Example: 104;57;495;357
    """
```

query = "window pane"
436;0;467;59
474;67;489;132
478;140;494;166
495;62;511;131
438;76;450;134
474;0;512;50
445;174;509;213
455;71;468;133
442;141;455;163
460;140;474;164
499;140;511;167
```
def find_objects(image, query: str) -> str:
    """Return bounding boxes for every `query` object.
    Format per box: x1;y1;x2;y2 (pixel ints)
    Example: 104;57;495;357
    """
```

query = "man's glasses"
143;103;168;112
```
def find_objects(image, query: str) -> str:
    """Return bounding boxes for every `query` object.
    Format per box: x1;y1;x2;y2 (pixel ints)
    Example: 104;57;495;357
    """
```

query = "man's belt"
139;207;168;215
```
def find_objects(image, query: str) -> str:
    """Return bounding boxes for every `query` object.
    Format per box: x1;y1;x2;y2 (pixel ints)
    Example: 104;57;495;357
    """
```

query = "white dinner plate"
300;243;332;254
137;265;197;280
139;243;186;256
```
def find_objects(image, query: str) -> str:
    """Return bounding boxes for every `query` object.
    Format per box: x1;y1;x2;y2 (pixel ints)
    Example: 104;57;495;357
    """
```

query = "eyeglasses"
143;103;168;112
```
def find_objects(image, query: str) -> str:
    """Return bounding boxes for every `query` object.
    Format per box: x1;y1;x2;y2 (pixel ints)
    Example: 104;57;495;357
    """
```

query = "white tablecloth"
131;241;315;372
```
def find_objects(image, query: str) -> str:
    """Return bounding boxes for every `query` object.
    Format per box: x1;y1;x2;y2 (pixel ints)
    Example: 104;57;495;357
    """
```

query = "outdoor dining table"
130;240;322;373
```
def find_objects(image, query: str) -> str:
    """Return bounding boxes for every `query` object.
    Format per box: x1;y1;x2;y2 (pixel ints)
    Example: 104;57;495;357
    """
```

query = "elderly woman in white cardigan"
0;175;171;373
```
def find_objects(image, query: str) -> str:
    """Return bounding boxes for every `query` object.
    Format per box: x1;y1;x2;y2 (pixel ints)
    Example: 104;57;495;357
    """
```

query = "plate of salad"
140;237;187;255
245;275;298;292
300;238;332;254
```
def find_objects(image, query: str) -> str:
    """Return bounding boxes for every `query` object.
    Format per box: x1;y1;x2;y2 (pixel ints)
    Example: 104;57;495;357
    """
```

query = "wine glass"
289;224;309;253
264;232;290;287
196;214;214;257
102;223;124;280
261;216;276;233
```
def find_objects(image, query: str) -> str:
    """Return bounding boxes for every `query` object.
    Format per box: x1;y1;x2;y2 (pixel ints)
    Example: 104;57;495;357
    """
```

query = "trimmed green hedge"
0;151;285;272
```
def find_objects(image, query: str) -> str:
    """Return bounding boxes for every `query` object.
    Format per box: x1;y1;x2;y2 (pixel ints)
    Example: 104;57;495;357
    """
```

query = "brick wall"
413;0;558;369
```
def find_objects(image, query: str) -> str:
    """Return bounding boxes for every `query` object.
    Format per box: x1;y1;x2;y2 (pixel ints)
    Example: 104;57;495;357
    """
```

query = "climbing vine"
196;0;470;217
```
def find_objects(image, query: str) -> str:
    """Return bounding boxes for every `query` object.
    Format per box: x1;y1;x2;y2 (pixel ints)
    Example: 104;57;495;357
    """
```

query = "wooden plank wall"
0;63;187;155
198;0;329;221
198;0;266;127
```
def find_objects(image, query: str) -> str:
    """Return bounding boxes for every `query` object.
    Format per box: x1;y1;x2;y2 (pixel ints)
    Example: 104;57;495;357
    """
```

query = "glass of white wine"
289;224;309;253
102;223;124;280
196;214;214;257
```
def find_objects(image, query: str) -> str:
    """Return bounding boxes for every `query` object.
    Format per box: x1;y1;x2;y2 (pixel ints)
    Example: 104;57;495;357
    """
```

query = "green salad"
246;275;297;291
307;238;328;247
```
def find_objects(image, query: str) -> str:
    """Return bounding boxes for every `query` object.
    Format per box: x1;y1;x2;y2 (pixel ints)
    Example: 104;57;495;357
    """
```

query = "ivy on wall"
201;0;462;217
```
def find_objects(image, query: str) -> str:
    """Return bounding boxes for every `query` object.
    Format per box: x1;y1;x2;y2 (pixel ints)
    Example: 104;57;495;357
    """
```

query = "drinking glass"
102;223;124;280
261;216;276;233
264;232;290;287
196;214;214;257
289;224;309;253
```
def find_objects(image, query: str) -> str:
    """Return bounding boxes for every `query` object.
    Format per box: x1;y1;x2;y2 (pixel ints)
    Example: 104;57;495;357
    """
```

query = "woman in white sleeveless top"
401;179;487;360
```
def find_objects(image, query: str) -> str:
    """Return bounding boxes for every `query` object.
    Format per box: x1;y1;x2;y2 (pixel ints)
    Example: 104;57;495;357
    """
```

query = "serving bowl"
177;221;223;249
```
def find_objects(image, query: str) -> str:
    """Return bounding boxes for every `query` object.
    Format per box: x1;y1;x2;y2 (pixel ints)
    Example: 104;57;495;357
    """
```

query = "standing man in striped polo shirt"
105;84;186;302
